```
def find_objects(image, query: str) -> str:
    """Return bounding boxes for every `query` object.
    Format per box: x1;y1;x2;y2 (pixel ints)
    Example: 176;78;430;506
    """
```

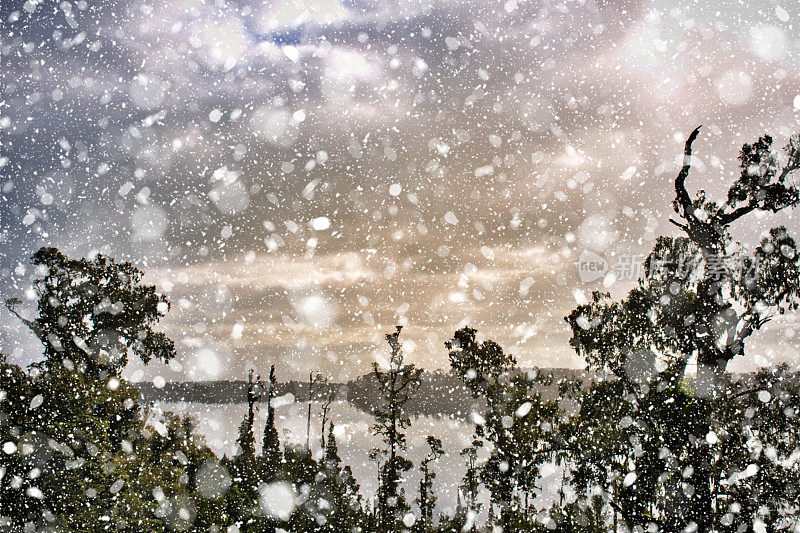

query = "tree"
459;437;483;532
226;369;272;531
371;326;423;531
305;372;327;452
319;381;335;451
238;369;265;460
565;128;800;531
262;365;282;473
666;126;800;391
5;247;175;378
416;436;443;533
446;326;516;532
0;249;216;531
319;423;368;532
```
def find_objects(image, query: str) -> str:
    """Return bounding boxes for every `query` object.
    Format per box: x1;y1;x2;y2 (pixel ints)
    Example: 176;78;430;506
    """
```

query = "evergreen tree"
459;437;483;531
415;436;443;533
324;423;340;469
262;365;282;473
318;423;368;532
230;369;263;484
371;326;423;531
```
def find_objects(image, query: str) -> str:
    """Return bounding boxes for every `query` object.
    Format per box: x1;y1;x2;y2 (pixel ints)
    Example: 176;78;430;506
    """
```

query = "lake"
151;399;564;520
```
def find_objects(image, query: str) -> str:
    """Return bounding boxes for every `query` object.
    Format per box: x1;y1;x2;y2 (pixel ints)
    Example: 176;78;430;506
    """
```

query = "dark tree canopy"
5;247;175;377
563;128;800;532
569;128;800;392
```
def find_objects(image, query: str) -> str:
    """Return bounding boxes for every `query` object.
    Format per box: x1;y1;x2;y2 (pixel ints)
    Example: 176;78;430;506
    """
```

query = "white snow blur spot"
291;293;337;328
515;402;532;418
210;180;250;215
444;211;459;225
151;420;169;438
620;165;637;181
250;106;298;148
750;25;787;61
283;46;299;62
259;481;298;521
470;412;485;426
716;70;752;107
196;458;232;499
310;217;331;231
26;487;44;499
29;395;43;410
129;74;166;110
131;205;169;242
110;479;124;494
272;393;295;408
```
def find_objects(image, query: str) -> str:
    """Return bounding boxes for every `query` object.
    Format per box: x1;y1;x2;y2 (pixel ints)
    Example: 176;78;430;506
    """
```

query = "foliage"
562;129;800;532
3;135;800;533
5;247;175;378
370;325;423;531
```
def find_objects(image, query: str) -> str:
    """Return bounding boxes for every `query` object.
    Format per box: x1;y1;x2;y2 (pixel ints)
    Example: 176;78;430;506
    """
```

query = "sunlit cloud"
2;0;800;381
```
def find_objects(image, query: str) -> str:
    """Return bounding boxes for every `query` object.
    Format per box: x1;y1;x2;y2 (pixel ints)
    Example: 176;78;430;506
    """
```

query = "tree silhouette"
371;326;422;531
319;423;368;532
459;437;483;532
565;128;800;531
416;435;443;533
5;247;175;377
446;326;516;532
262;365;282;473
668;127;800;390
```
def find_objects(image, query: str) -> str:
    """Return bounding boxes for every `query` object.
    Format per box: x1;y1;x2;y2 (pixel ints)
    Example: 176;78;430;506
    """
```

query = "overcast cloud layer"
2;0;800;381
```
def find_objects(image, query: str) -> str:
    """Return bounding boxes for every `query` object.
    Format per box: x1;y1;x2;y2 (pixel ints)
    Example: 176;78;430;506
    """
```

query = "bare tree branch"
4;298;45;343
668;218;689;232
718;203;756;226
674;126;702;220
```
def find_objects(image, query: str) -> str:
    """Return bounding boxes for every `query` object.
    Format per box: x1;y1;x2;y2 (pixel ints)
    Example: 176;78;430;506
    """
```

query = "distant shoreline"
133;367;778;418
133;368;591;417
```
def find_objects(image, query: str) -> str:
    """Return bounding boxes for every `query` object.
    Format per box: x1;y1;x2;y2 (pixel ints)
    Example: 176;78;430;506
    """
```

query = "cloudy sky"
1;0;800;382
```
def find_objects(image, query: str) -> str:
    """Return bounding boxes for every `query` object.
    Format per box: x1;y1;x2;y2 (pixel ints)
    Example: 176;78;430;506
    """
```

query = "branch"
728;388;763;402
674;126;702;220
776;162;799;184
606;496;639;527
718;203;756;226
4;299;45;343
719;157;800;225
668;218;689;233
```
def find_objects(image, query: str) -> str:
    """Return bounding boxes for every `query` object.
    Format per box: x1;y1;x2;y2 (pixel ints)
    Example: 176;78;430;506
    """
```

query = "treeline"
2;128;800;532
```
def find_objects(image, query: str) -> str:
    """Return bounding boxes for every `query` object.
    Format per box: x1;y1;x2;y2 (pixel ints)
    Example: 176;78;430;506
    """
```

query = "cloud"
2;0;800;379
